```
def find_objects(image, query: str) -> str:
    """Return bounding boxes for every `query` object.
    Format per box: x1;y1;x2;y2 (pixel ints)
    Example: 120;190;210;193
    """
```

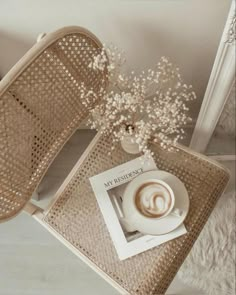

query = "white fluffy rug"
177;190;236;295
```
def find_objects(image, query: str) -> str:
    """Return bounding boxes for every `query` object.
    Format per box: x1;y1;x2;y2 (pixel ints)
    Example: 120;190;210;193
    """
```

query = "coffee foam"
135;182;172;218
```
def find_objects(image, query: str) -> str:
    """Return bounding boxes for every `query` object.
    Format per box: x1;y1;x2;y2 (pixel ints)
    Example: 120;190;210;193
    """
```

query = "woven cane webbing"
44;134;229;295
0;27;107;222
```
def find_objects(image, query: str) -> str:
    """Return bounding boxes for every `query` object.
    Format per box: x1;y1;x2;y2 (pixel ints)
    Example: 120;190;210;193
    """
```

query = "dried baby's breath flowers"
81;45;197;158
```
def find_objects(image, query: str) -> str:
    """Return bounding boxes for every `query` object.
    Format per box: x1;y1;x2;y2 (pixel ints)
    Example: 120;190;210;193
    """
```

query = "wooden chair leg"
24;202;43;216
32;190;40;201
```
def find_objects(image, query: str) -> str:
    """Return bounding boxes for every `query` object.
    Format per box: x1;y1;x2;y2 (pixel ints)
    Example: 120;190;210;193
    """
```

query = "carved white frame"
190;0;235;156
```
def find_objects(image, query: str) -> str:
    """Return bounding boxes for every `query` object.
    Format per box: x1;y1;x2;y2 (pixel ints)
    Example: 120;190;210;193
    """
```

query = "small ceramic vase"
120;133;140;154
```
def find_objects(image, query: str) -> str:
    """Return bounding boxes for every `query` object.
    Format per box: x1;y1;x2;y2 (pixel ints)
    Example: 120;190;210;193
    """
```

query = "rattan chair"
0;26;107;221
0;27;230;295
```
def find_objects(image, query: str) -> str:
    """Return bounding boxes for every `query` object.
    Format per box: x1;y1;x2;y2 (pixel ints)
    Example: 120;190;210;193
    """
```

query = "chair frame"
0;26;107;222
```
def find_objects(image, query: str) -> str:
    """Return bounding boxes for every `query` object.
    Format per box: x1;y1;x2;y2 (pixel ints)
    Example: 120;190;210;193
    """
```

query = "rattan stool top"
39;132;230;295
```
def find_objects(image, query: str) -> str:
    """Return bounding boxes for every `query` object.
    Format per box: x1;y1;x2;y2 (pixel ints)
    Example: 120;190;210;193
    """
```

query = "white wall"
0;0;231;118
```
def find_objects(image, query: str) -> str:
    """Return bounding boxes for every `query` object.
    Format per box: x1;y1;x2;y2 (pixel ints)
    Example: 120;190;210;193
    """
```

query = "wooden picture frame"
190;1;235;157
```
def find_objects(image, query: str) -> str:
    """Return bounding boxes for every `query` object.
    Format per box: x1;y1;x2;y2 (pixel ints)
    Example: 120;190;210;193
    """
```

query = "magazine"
89;156;187;260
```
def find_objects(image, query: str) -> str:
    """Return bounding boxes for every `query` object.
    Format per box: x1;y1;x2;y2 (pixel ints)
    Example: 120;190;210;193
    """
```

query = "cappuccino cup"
122;178;182;234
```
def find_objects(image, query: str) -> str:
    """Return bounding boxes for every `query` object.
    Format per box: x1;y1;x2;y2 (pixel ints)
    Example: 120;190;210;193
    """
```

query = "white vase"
120;133;140;154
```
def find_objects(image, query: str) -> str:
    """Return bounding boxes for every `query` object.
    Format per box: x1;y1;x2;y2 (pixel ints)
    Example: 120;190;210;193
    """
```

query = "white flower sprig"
81;45;197;157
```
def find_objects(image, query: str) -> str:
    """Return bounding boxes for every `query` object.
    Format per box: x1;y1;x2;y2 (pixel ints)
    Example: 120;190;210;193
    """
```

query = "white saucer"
122;170;190;235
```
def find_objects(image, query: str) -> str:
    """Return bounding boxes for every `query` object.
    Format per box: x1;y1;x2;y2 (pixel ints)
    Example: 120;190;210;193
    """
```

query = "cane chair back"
0;27;107;222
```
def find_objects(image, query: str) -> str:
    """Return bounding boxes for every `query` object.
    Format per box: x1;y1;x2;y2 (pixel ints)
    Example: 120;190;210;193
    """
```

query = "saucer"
122;170;190;235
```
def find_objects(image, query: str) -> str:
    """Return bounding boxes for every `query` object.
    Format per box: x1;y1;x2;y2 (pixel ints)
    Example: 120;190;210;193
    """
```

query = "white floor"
0;130;234;295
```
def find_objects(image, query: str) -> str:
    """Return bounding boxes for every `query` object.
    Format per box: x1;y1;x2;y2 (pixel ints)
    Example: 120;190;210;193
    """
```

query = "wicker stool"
0;27;230;294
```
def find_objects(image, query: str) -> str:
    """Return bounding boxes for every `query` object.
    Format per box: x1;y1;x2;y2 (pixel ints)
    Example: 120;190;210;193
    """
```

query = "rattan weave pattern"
44;134;229;295
0;27;107;221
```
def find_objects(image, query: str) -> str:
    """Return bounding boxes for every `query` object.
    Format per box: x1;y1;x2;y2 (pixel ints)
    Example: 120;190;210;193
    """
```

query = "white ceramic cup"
121;178;182;233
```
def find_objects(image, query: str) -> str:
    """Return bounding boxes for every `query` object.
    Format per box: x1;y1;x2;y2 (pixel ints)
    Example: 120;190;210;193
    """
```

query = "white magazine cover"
89;156;187;260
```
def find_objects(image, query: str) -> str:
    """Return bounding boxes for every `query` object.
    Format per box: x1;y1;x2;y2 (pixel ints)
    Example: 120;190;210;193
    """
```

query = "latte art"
135;182;172;218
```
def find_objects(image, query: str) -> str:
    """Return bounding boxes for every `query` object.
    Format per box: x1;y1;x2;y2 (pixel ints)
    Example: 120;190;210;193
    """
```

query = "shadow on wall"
0;30;33;78
113;18;215;121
